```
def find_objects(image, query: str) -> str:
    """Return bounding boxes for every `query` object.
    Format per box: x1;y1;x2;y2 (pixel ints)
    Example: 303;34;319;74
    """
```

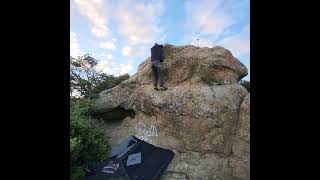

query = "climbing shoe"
159;86;168;90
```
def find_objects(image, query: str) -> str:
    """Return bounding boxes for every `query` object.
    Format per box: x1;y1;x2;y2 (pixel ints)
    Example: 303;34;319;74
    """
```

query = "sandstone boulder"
93;44;250;179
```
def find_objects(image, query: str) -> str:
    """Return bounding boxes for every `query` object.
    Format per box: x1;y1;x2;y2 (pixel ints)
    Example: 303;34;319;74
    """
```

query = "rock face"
230;94;250;180
93;45;250;180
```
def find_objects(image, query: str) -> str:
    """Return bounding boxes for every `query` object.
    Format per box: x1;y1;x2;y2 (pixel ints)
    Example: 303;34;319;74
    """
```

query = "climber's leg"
154;62;167;90
151;63;159;89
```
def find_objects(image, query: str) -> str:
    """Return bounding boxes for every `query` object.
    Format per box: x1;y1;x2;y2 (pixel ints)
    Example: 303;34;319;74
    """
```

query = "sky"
70;0;250;80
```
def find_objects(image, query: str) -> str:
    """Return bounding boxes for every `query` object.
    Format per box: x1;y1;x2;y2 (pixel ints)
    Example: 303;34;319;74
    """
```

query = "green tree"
70;98;111;180
70;54;130;99
70;55;130;179
239;80;250;92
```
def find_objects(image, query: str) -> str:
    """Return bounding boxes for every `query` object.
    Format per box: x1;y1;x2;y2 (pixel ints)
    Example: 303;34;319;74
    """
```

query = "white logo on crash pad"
102;163;119;174
127;152;142;166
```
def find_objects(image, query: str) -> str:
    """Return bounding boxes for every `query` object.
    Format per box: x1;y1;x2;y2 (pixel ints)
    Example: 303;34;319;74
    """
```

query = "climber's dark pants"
151;60;165;87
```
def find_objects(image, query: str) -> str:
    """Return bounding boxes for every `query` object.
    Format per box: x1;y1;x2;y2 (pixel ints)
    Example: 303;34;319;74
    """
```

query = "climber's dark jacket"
151;44;164;62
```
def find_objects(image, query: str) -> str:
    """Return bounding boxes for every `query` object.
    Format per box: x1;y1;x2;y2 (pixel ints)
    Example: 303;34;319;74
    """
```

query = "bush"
70;98;111;180
70;166;85;180
70;55;130;99
70;55;130;179
240;80;250;92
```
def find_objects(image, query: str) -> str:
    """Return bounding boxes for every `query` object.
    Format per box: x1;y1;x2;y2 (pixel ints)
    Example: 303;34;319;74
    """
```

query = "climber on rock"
151;43;168;91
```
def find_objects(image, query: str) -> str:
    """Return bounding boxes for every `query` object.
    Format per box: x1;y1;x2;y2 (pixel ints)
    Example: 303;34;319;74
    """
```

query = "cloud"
184;0;234;38
119;63;133;75
122;46;131;56
113;0;164;46
183;0;251;47
189;26;250;59
70;31;81;57
96;60;134;75
94;53;134;75
73;0;109;37
111;0;164;62
122;45;147;58
99;40;116;50
73;0;165;62
107;54;113;60
95;60;113;74
190;38;214;48
184;0;250;61
218;26;250;58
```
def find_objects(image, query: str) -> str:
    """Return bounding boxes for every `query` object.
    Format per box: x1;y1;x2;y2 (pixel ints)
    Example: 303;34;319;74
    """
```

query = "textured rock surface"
230;94;250;180
93;45;250;179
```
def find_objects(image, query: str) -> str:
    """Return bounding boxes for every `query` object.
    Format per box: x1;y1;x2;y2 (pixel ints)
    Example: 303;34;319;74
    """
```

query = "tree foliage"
70;54;129;99
70;55;130;179
70;98;111;180
239;80;250;92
